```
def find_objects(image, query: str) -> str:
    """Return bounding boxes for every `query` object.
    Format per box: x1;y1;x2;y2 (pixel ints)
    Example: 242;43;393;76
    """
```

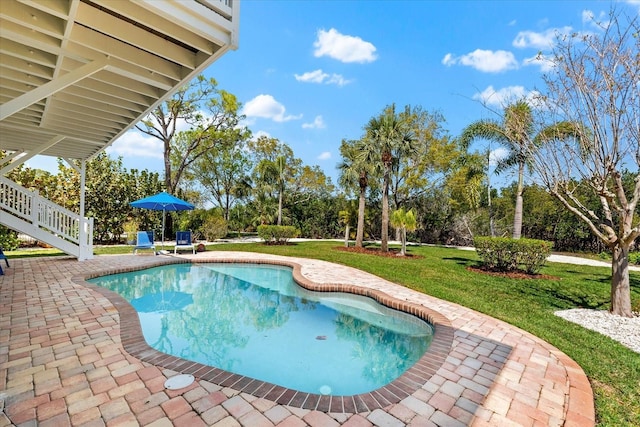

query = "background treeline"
3;148;630;254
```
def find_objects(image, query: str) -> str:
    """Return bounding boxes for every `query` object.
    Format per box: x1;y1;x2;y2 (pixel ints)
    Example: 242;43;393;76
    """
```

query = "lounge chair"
0;247;8;275
134;231;156;255
174;231;195;254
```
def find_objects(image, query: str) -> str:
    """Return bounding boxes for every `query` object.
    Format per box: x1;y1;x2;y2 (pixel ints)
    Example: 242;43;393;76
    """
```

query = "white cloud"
313;28;377;63
442;49;518;73
295;69;328;84
523;53;555;72
326;74;351;86
472;85;539;107
302;115;326;129
108;130;163;159
623;0;640;11
442;53;455;66
242;94;302;123
295;69;351;86
512;27;571;49
250;130;271;140
582;9;610;28
582;9;595;23
489;147;509;166
318;151;331;160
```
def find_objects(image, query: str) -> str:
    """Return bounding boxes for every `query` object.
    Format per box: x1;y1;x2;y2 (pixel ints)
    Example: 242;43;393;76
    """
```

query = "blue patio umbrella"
130;192;194;248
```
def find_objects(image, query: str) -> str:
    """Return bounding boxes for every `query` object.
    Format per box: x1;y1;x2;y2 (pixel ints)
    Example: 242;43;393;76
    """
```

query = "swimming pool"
90;262;434;396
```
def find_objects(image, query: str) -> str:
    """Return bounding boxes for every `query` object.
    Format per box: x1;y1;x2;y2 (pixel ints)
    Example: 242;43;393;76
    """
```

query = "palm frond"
459;120;510;150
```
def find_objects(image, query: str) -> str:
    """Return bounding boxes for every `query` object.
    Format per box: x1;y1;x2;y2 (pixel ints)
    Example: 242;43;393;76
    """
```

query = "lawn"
7;241;640;426
203;241;640;427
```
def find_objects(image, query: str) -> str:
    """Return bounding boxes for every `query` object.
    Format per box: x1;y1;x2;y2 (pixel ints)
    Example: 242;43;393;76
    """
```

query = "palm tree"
461;100;580;239
360;105;416;252
256;155;288;225
338;207;355;247
338;139;372;248
390;208;417;256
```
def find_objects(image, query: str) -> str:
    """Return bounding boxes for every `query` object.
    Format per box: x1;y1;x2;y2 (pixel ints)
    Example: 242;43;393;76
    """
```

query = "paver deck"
0;252;595;426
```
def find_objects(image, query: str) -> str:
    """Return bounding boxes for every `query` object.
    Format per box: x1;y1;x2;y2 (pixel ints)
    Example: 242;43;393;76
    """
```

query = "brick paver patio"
0;252;595;426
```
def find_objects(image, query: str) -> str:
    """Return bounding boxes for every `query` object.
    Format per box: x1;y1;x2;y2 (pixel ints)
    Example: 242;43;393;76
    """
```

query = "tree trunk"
512;163;524;239
487;172;495;237
164;139;173;193
381;169;390;252
224;193;230;221
277;190;283;226
344;224;350;247
356;187;366;248
611;244;633;317
400;228;407;256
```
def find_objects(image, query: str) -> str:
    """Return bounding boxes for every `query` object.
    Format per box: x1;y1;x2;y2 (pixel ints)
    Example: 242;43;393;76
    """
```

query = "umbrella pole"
162;209;166;250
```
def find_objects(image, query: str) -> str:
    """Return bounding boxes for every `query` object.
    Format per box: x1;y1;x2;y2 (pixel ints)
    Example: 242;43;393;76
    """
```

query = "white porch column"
78;160;94;260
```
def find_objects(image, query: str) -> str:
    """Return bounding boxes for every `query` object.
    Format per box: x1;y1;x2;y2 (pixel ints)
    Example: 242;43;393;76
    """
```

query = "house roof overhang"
0;0;239;169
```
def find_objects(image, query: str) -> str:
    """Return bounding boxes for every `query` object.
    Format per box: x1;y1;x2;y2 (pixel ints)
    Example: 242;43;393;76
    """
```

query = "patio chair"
134;231;156;255
174;231;195;254
0;247;9;275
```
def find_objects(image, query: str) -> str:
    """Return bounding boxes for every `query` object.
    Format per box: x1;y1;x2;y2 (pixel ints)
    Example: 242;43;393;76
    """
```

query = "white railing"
0;176;93;259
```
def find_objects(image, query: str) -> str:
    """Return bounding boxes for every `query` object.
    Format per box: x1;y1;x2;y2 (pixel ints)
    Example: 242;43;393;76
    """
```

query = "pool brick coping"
0;252;596;426
77;257;455;413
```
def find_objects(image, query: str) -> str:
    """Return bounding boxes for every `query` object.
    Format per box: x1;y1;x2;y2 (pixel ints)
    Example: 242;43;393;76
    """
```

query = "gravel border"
554;308;640;353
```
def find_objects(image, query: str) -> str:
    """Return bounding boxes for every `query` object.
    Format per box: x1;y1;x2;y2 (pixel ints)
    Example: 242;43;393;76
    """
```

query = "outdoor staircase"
0;176;93;260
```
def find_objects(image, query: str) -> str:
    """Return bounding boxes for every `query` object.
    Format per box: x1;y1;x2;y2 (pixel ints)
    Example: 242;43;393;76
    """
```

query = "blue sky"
28;0;639;187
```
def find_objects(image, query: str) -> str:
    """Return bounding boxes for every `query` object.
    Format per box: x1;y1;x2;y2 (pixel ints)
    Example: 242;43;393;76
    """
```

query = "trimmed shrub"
474;237;553;274
257;225;299;245
202;216;228;241
0;226;19;251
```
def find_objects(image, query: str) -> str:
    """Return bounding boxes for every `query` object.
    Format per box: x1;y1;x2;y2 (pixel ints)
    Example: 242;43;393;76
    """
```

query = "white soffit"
0;0;239;162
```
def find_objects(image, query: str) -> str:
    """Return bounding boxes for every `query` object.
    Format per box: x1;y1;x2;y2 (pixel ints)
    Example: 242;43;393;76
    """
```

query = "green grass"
6;241;640;425
204;241;640;427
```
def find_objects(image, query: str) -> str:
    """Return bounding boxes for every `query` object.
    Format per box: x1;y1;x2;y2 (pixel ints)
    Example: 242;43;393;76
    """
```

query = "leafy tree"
247;135;293;164
289;195;341;239
390;208;417;256
250;137;300;226
189;140;253;221
360;105;416;252
51;153;163;243
531;10;639;316
286;165;337;238
136;75;248;193
390;108;458;211
444;151;489;241
291;165;334;201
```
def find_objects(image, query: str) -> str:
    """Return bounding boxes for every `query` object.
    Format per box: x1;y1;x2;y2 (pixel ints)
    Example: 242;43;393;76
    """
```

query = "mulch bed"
335;246;559;279
467;266;560;280
335;246;424;259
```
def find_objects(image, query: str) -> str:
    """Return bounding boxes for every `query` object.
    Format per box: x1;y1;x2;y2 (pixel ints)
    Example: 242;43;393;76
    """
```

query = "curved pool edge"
74;255;454;413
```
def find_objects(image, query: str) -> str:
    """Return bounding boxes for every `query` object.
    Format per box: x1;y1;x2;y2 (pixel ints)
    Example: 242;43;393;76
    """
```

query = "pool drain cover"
319;385;332;395
164;374;194;390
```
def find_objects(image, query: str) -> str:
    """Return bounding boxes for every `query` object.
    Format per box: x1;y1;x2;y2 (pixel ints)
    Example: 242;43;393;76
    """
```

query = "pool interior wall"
78;257;454;412
89;262;435;396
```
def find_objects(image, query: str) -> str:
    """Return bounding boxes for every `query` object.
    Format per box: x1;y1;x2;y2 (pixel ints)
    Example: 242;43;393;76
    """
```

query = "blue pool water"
89;263;433;395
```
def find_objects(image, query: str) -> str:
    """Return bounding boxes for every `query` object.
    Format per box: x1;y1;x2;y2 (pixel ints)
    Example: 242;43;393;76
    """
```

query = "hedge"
474;237;553;274
257;225;300;245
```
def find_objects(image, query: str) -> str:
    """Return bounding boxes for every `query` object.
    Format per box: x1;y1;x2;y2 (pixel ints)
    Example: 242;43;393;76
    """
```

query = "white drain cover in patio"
164;374;195;390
